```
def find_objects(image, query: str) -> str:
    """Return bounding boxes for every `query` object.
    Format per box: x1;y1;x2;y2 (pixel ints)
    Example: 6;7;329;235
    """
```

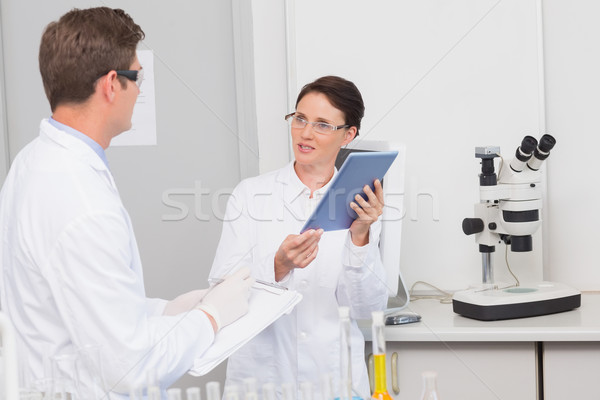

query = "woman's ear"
342;126;357;146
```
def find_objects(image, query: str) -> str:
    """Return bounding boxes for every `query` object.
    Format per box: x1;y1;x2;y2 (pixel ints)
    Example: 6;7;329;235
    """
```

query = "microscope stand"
452;281;581;321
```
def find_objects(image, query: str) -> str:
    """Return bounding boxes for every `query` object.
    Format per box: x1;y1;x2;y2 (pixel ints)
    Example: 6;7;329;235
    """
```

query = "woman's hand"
274;229;323;281
349;179;384;246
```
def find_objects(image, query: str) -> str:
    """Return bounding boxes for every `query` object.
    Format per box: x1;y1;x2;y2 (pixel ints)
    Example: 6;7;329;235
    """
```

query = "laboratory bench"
360;292;600;400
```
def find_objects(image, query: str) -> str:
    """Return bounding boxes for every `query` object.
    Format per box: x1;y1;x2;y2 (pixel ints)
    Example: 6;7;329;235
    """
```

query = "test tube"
281;382;295;400
224;384;240;400
129;386;144;400
76;343;106;400
262;382;276;400
242;377;258;400
300;381;313;400
320;374;333;400
147;386;161;400
339;307;352;400
186;386;202;400
167;387;182;400
206;381;221;400
146;368;158;391
50;353;79;399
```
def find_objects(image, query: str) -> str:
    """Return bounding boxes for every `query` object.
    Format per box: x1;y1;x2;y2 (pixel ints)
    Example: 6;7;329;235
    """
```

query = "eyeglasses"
116;68;144;89
285;113;350;135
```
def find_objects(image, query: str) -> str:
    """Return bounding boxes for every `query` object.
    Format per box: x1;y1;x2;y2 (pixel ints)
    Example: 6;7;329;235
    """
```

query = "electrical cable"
409;281;453;304
504;243;520;287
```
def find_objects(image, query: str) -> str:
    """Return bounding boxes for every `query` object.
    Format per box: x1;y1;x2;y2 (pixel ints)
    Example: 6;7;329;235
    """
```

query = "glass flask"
420;371;440;400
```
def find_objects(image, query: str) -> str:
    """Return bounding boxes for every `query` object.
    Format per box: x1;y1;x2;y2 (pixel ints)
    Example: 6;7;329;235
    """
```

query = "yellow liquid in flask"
371;354;393;400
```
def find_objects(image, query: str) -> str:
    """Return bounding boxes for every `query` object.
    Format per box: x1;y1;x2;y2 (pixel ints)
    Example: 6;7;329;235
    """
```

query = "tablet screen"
300;150;398;233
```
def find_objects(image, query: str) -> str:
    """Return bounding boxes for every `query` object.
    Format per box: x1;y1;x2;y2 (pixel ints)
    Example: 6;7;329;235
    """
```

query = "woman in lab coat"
210;76;389;399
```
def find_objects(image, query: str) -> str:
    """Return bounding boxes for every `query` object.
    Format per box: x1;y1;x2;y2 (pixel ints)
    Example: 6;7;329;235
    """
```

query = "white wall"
251;0;600;293
251;0;552;293
281;0;600;293
254;0;600;290
251;0;293;173
542;0;600;291
0;22;8;181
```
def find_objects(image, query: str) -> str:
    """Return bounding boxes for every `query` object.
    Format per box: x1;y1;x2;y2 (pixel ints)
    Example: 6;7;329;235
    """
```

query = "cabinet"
365;341;536;399
543;342;600;399
361;293;600;400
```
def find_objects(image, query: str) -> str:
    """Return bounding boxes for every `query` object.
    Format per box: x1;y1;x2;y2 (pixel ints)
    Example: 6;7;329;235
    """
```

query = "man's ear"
99;71;119;102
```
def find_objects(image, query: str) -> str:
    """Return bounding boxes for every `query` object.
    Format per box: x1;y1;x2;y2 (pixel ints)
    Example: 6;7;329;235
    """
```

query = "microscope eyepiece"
510;136;538;172
538;134;556;153
528;134;556;171
520;136;538;155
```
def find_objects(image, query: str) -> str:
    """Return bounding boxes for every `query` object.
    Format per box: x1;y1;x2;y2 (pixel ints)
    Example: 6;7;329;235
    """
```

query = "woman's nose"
300;123;314;138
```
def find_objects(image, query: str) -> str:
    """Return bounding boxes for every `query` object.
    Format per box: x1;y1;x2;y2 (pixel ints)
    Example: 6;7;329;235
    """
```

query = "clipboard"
300;150;398;233
188;282;302;376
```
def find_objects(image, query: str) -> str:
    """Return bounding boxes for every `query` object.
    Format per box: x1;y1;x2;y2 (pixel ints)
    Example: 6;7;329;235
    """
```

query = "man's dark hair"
39;7;145;111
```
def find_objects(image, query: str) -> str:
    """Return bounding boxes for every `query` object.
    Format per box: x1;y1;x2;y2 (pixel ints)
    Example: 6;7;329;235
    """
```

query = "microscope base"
452;281;581;321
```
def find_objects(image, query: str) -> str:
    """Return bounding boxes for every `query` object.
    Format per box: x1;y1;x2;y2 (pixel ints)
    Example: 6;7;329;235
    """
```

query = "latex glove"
163;289;208;316
197;267;254;330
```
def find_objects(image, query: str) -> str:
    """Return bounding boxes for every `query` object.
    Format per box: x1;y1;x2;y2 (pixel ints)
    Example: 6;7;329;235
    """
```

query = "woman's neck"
294;161;335;197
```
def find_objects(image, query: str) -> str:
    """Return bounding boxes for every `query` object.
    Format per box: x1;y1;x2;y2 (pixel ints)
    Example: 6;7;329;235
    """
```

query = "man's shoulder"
8;136;119;211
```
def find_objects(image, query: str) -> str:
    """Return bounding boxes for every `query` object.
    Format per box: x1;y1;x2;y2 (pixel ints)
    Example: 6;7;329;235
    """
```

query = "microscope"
453;134;581;320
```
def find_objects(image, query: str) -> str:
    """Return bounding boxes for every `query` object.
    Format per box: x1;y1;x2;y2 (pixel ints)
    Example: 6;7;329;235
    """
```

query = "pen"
208;277;288;291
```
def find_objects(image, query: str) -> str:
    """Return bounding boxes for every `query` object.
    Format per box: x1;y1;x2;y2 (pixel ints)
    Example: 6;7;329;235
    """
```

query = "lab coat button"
299;331;308;340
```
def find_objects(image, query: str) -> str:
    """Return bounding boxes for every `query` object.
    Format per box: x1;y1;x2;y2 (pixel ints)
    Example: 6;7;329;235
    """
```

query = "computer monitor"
335;140;409;309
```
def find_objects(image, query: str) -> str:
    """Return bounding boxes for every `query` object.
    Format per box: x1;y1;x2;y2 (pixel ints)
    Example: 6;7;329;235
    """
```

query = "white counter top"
359;292;600;342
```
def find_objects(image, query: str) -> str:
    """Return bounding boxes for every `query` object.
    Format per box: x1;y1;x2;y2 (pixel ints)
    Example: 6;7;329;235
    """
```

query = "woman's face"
291;92;356;172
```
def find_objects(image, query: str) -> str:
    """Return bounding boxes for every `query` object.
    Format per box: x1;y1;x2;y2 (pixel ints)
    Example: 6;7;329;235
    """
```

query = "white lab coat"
0;120;214;397
210;162;389;399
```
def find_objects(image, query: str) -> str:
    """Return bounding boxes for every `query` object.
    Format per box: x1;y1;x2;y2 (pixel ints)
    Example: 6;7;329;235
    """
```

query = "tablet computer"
300;150;398;233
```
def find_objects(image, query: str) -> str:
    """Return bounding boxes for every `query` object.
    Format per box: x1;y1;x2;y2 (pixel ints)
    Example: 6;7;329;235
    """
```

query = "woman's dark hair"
295;75;365;136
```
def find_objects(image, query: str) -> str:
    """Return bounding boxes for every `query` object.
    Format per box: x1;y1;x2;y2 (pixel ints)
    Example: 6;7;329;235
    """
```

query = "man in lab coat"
0;7;252;398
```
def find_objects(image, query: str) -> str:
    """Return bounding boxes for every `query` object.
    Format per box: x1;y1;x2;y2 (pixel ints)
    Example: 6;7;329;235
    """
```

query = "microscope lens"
511;136;538;172
520;136;538;155
538;134;556;153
